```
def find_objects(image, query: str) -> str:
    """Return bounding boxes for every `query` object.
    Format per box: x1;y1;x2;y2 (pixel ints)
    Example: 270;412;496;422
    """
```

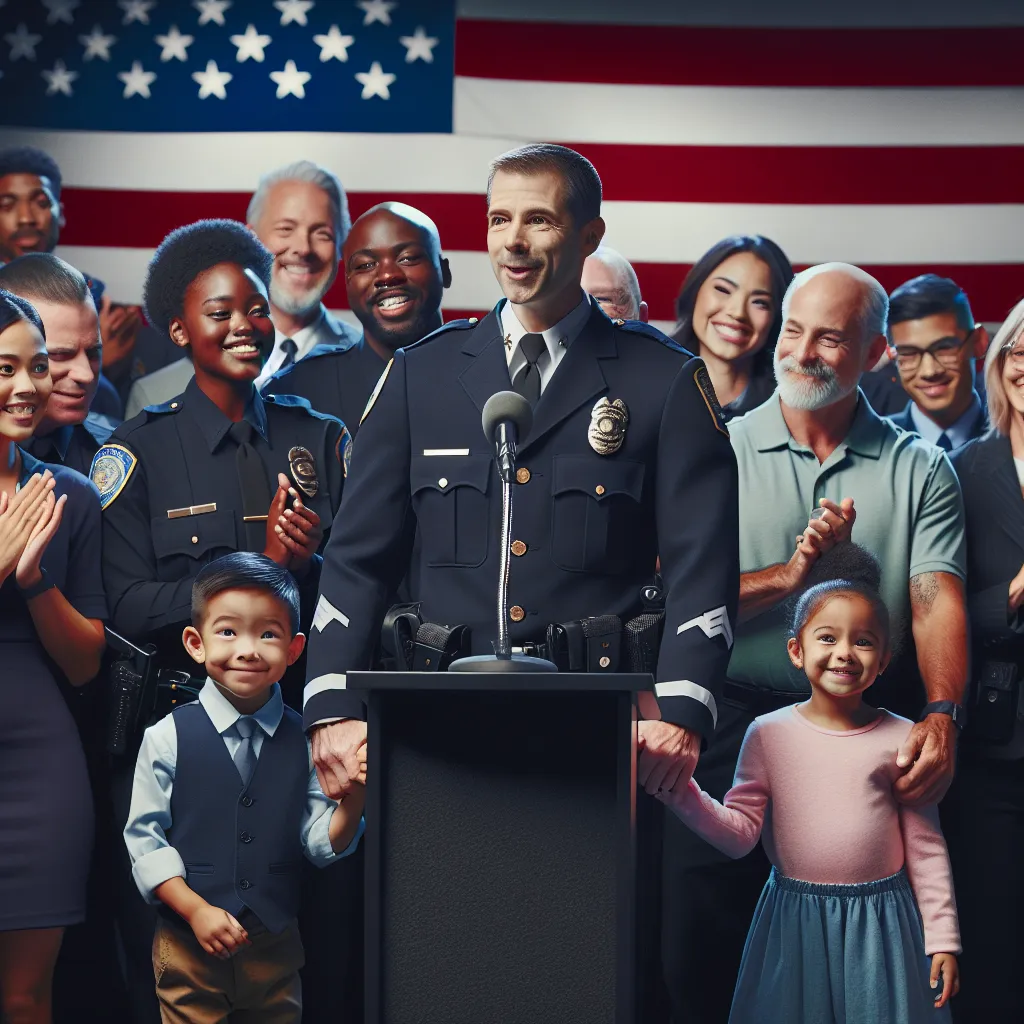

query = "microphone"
482;391;533;484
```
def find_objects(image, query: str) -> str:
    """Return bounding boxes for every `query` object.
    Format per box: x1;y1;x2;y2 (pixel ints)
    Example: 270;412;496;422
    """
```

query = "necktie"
511;334;546;404
278;338;297;371
937;433;953;452
233;716;258;788
229;419;273;551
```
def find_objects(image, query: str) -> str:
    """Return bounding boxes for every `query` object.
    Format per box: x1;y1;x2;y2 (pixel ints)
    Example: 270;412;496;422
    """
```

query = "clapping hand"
16;491;67;590
0;471;56;585
272;472;323;572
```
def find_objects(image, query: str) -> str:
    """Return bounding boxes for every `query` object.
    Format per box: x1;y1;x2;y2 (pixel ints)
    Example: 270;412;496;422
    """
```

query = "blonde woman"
944;296;1024;1019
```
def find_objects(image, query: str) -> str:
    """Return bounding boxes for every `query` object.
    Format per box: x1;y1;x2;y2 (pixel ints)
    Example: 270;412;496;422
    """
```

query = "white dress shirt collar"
909;392;983;450
199;678;283;738
501;291;591;368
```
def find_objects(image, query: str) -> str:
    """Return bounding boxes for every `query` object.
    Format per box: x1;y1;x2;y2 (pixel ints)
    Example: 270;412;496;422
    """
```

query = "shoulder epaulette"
611;318;688;353
263;390;340;425
405;317;480;350
142;396;183;416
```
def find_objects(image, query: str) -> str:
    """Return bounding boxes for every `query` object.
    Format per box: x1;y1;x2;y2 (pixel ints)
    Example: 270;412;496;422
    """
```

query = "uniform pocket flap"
410;454;492;496
151;508;238;559
552;455;644;502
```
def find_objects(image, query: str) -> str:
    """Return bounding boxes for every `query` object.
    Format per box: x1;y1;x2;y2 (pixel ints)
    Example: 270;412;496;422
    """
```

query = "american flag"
0;0;1022;334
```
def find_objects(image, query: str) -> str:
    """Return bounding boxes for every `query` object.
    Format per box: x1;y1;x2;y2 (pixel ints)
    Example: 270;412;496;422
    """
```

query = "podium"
351;670;651;1024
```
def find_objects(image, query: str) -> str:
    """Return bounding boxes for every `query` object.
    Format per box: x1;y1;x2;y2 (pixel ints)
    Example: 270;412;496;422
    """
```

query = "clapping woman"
0;290;106;1024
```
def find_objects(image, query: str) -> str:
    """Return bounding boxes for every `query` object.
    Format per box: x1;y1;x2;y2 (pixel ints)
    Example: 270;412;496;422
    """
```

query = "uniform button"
468;317;479;324
240;795;253;807
239;831;252;844
191;535;199;544
510;540;527;557
170;402;179;410
239;878;252;890
599;656;611;668
509;605;525;622
595;485;605;496
438;477;448;488
516;467;531;485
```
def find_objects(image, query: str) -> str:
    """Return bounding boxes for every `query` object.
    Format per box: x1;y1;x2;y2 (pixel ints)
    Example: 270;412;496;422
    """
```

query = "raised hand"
0;472;56;585
272;472;323;571
262;481;291;566
16;491;66;589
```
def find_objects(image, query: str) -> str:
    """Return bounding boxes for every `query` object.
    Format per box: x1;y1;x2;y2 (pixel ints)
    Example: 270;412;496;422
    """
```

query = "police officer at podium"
304;144;740;1014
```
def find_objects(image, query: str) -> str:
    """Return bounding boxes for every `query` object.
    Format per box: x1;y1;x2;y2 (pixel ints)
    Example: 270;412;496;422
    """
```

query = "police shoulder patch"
90;443;138;510
359;357;393;425
694;365;729;437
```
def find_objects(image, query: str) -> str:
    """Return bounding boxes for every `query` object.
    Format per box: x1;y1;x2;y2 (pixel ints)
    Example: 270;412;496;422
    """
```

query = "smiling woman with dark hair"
0;288;107;1023
90;221;351;1017
672;235;794;419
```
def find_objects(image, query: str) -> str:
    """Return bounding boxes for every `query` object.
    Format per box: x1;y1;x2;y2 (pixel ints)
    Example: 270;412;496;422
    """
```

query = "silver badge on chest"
287;445;319;498
588;397;629;456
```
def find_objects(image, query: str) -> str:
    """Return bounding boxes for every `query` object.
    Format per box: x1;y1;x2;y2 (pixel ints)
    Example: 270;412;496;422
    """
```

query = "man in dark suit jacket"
262;202;451;433
886;274;990;450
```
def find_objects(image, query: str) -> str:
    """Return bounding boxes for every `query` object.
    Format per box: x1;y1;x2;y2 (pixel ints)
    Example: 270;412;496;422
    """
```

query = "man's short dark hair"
0;253;91;308
888;274;974;336
192;552;300;635
0;146;62;198
0;288;45;340
487;144;602;225
143;219;273;334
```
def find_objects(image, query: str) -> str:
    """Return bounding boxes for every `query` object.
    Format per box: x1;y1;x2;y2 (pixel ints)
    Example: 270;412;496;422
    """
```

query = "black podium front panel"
357;673;640;1024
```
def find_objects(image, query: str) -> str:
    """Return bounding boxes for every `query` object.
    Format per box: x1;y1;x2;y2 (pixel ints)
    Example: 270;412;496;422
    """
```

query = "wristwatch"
17;567;55;600
918;700;966;731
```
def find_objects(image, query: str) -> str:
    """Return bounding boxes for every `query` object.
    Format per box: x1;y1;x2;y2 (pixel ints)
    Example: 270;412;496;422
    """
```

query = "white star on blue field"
0;0;454;131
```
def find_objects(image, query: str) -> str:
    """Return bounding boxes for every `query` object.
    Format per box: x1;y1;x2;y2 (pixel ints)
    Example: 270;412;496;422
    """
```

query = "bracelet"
17;567;55;600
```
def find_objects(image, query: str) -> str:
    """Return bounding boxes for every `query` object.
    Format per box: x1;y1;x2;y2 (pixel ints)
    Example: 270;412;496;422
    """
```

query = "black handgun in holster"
105;627;157;756
623;574;666;674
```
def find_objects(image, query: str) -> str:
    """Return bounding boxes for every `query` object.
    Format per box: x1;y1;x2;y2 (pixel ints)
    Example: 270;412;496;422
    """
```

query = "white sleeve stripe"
654;680;718;728
303;674;348;704
312;595;349;634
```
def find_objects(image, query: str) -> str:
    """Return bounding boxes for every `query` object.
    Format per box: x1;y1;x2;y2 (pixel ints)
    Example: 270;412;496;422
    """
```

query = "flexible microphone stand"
449;392;556;673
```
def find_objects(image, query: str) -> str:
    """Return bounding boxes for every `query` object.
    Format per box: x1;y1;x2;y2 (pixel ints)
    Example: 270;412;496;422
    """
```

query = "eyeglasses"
893;328;974;375
1001;342;1024;369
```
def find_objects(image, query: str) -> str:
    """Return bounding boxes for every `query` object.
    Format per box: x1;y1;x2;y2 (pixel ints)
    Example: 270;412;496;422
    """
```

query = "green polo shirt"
728;390;966;692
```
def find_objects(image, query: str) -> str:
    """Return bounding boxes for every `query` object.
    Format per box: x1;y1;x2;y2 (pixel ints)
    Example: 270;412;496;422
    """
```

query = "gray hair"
246;160;351;245
781;262;889;341
586;246;641;318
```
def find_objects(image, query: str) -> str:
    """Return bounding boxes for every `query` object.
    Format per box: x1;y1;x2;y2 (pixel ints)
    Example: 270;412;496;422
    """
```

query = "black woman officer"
91;219;348;1024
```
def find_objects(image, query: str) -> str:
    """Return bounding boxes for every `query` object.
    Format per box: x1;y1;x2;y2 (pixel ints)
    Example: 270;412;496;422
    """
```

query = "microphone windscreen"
482;390;533;443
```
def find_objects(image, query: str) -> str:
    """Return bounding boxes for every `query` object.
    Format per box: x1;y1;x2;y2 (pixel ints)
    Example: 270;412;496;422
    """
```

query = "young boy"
124;552;365;1023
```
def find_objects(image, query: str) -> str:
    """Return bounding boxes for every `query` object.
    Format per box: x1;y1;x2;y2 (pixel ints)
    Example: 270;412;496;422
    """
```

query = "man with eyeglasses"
887;275;990;451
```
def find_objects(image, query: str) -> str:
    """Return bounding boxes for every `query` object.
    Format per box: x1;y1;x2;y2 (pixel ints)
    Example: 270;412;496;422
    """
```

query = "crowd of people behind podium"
0;140;1021;1023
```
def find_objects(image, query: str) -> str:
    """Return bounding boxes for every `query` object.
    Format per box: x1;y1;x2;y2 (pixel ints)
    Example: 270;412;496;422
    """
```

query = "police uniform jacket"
261;336;388;438
25;412;118;477
304;297;739;741
92;377;347;681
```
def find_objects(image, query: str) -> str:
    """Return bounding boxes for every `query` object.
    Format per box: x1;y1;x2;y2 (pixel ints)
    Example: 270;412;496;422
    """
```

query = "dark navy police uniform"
262;336;388;438
305;297;739;735
90;377;347;1024
25;411;118;478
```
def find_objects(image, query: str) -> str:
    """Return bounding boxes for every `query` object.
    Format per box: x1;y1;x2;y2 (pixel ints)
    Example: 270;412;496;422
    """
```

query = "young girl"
659;544;960;1023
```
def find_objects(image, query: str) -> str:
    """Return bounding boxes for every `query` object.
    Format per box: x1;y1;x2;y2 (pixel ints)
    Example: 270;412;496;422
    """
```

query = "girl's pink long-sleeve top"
660;705;960;954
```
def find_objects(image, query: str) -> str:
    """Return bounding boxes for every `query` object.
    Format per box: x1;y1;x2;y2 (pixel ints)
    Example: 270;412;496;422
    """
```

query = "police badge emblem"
588;397;629;455
287;446;319;498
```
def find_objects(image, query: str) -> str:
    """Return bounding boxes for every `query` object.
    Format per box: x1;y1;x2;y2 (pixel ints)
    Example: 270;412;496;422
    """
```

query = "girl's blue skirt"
729;867;952;1024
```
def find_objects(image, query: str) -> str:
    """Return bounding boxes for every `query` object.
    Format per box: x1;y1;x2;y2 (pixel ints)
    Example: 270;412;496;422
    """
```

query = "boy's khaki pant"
152;911;304;1023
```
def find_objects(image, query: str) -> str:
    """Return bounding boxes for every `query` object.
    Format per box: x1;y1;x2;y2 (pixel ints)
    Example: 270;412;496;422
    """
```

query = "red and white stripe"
2;2;1021;333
